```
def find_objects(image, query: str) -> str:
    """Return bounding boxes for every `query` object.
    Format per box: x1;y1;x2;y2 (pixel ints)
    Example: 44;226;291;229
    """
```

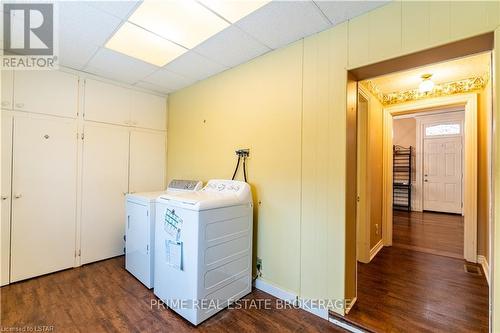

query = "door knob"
14;194;22;198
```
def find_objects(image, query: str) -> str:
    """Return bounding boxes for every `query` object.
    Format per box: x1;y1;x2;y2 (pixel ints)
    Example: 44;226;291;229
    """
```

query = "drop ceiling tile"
58;2;122;46
235;1;330;49
59;39;99;70
134;81;171;95
143;69;196;91
193;25;270;68
85;48;158;85
314;1;389;25
163;51;229;81
86;1;141;20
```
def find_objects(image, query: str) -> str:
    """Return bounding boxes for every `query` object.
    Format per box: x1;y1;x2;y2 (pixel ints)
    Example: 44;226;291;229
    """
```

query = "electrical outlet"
375;224;379;235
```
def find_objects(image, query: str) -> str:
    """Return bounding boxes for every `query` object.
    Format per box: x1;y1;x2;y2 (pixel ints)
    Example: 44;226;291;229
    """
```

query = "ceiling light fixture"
128;0;230;49
419;73;434;93
105;22;187;66
197;0;271;23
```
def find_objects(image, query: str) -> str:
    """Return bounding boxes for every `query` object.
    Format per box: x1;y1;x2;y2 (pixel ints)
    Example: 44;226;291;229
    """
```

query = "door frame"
382;93;478;262
415;111;465;213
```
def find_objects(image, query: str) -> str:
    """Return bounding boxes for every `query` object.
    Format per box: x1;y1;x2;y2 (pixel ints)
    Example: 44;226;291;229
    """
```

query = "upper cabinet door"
13;70;78;118
1;70;14;109
84;79;166;130
130;91;166;131
84;79;132;126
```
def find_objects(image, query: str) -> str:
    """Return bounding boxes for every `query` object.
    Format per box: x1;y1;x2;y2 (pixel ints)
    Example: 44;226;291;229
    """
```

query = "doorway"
345;51;492;332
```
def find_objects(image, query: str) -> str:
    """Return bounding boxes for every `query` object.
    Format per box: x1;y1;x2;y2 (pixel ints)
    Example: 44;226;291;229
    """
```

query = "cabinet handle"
15;103;24;108
14;194;22;199
1;195;8;200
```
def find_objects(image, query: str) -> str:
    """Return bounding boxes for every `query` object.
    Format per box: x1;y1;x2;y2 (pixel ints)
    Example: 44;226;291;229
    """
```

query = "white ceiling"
58;0;389;95
366;52;492;94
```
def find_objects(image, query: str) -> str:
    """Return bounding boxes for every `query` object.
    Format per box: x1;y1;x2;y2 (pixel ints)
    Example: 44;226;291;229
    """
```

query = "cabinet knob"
123;192;128;196
14;194;22;199
1;195;8;200
15;103;24;108
1;101;9;107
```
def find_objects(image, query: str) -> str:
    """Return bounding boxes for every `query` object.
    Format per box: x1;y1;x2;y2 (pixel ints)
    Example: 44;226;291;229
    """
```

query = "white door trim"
382;93;478;263
414;111;465;213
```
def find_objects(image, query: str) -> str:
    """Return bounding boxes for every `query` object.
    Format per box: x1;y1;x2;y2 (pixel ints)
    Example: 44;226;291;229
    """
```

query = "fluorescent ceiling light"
105;22;187;66
198;0;271;23
128;0;230;49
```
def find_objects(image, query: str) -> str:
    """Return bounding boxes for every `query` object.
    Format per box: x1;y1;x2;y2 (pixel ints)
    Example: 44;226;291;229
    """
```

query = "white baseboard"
254;278;329;320
370;239;384;261
477;255;490;285
254;278;297;302
328;318;366;333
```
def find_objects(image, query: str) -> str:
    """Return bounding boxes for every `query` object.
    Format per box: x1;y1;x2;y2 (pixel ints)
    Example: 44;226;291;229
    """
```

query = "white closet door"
81;124;129;264
1;70;14;109
10;116;77;282
83;79;132;126
13;71;78;118
130;91;166;130
129;130;166;193
1;114;13;286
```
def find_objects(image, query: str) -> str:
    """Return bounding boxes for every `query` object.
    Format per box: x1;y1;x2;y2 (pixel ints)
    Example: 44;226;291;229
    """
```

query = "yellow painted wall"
301;24;348;310
367;91;384;248
478;82;492;261
168;0;500;320
167;42;303;295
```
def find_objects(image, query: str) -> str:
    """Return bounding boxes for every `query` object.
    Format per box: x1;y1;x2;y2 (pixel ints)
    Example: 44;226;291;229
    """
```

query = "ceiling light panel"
128;0;230;49
105;22;187;66
198;0;270;23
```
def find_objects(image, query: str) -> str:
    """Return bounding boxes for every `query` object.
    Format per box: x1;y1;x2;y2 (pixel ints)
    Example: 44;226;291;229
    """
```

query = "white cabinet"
1;71;14;109
130;91;166;130
10;116;77;282
1;113;13;286
13;71;79;118
84;78;166;130
84;79;132;126
129;130;166;193
80;124;130;264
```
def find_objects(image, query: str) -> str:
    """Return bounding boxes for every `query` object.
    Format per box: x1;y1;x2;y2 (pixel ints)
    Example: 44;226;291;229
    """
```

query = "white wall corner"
477;255;490;285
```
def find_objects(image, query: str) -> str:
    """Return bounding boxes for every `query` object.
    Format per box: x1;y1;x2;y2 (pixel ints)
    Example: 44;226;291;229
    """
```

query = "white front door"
423;136;463;213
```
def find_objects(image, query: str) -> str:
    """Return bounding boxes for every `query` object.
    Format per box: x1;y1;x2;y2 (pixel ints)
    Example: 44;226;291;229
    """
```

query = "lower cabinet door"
81;124;129;264
10;116;77;282
1;113;13;286
129;130;166;193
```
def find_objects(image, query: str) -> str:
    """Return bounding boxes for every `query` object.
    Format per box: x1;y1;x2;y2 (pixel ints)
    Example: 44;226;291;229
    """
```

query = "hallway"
346;247;489;332
392;210;464;259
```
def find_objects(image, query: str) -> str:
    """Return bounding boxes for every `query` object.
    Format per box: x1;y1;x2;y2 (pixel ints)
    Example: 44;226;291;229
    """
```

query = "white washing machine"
125;180;202;288
154;179;253;325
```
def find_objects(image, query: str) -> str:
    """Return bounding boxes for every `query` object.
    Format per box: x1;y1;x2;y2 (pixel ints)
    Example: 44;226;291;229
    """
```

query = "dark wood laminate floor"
346;246;489;332
0;256;346;333
393;210;464;259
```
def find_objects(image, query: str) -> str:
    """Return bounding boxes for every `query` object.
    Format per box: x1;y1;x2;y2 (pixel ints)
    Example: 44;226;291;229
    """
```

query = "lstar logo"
2;2;58;69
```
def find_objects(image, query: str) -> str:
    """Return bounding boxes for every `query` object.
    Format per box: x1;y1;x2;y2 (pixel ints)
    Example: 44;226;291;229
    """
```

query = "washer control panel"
203;179;245;194
167;179;203;192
